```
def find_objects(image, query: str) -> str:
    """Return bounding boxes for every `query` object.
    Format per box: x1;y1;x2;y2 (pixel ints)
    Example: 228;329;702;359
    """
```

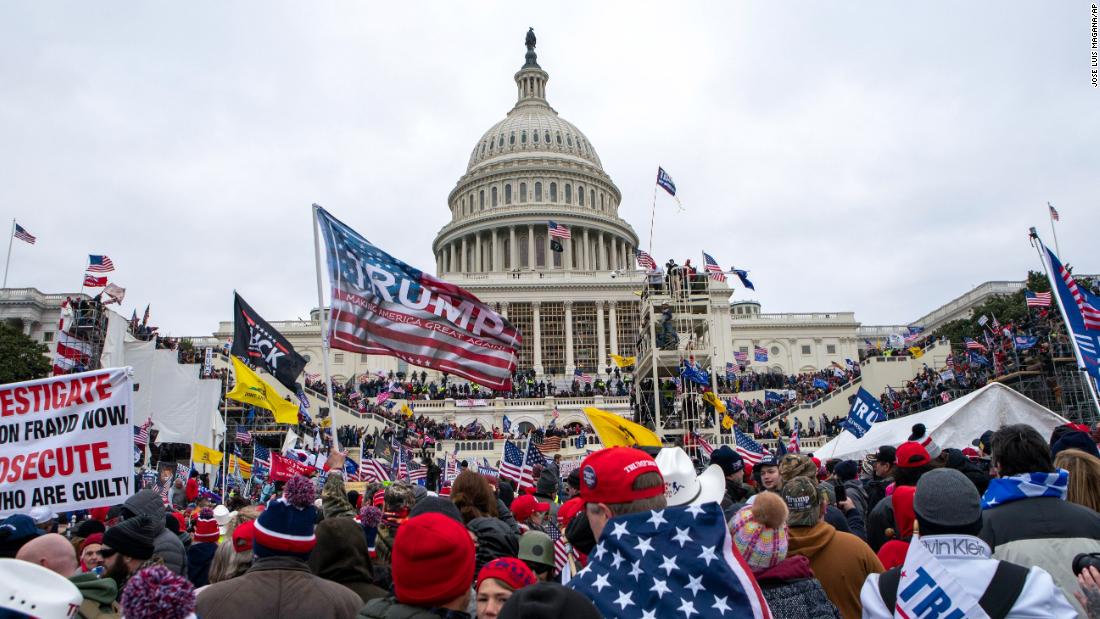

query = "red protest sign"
269;452;315;481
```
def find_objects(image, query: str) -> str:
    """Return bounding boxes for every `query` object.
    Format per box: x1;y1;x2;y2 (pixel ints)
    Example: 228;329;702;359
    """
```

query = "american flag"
236;427;252;444
753;346;768;362
87;254;115;273
536;436;562;455
568;503;770;619
360;458;392;483
733;350;748;363
499;440;533;487
1052;248;1100;330
176;462;190;480
636;249;657;271
376;391;391;405
444;452;459;481
788;428;800;454
13;224;35;244
304;372;321;382
406;452;427;482
547;220;571;240
52;331;92;375
573;368;593;385
702;252;727;282
734;428;769;465
133;420;151;448
252;445;271;477
945;353;955;370
691;432;715;457
964;337;987;352
316;207;520;391
1049;202;1060;221
553;537;570;573
1025;290;1052;307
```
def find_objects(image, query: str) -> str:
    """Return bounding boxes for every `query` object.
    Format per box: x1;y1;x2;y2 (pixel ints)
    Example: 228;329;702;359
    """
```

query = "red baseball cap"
579;447;664;505
511;495;550;522
558;497;585;527
232;519;256;553
895;441;931;468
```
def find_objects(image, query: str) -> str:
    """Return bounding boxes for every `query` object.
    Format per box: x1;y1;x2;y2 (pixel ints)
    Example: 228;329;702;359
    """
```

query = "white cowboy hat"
655;447;726;507
0;558;82;619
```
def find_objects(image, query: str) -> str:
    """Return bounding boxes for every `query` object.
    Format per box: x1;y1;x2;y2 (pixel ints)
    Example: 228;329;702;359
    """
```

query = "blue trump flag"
1043;244;1100;382
842;387;886;438
812;378;829;390
502;415;512;432
732;268;755;291
680;360;710;385
764;390;784;403
656;166;677;197
1013;335;1039;351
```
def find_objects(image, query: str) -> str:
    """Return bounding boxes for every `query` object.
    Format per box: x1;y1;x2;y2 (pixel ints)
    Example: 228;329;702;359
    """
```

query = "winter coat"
309;515;388;604
865;492;897;552
787;521;883;619
69;573;120;619
467;516;518;572
863;477;890;515
861;534;1076;618
196;555;363;619
122;489;187;575
942;448;991;495
494;499;520;535
980;495;1100;617
186;541;218;588
358;596;465;619
185;477;199;502
754;555;841;619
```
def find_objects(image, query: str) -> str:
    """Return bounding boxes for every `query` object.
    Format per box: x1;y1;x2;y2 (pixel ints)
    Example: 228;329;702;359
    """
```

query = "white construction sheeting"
124;340;225;447
99;309;135;369
814;382;1068;461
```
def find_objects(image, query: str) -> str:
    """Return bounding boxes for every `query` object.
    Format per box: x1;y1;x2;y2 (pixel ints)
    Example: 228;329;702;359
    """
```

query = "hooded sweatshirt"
787;521;883;619
69;573;120;618
122;489;187;575
309;516;388;604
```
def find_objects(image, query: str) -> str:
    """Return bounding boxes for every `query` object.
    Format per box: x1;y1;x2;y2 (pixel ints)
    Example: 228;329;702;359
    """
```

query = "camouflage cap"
778;454;817;484
781;477;823;527
385;482;416;511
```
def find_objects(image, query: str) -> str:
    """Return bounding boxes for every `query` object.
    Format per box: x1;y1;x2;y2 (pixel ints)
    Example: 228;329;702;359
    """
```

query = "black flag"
550;238;563;253
231;292;307;391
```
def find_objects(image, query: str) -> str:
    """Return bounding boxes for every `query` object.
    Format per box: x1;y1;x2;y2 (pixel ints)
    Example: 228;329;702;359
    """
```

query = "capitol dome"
433;32;639;278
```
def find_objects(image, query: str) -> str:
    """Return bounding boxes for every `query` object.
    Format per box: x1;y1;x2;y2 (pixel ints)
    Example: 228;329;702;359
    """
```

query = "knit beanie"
391;512;476;607
408;496;463;524
253;475;317;559
729;492;789;572
80;532;104;553
121;564;197;619
908;424;942;459
72;518;106;539
477;557;537;591
192;508;220;543
103;515;156;560
499;582;603;619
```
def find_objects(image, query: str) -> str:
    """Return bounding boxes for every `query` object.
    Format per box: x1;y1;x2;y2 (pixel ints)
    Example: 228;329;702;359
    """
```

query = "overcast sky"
3;2;1097;336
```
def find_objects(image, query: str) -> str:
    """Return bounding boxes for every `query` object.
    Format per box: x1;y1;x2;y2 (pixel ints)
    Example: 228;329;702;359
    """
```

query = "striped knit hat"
729;492;789;572
253;475;317;559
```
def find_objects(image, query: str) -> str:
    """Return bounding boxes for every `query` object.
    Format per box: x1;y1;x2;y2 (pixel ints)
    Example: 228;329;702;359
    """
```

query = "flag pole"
2;219;14;288
647;181;658;257
1048;202;1062;258
311;204;342;452
1029;230;1100;416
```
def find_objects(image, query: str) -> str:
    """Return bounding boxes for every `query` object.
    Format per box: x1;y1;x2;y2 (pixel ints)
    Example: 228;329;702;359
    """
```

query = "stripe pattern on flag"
635;249;657;270
734;428;769;465
87;254;115;272
14;224;36;244
702;251;727;282
547;220;571;239
1025;290;1052;307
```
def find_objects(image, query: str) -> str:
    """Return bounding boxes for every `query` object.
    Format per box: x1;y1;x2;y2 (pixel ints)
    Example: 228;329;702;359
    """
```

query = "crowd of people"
7;419;1100;618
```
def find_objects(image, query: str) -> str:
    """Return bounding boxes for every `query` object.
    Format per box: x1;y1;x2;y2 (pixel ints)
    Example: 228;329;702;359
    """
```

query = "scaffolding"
54;298;108;374
634;269;721;460
996;356;1099;424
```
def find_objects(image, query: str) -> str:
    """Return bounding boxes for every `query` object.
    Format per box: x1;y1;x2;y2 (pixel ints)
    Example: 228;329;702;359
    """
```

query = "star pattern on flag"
569;503;767;618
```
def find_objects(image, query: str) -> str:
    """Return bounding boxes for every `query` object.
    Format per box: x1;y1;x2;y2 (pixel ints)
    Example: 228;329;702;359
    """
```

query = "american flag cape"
315;206;520;390
568;503;771;618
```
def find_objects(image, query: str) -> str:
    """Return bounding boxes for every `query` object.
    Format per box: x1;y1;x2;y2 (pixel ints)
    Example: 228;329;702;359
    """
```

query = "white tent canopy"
814;382;1069;461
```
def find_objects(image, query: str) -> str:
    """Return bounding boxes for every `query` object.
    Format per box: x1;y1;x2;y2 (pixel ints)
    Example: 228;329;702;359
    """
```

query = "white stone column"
609;302;619;356
491;230;499;271
582;228;590;271
509;226;516;270
527;224;535;269
596;301;606;375
564;234;573;271
461;237;468;272
448;243;455;272
475;233;482;272
545;228;552;270
500;302;508;319
597;232;606;270
564;301;574;373
532;302;543;374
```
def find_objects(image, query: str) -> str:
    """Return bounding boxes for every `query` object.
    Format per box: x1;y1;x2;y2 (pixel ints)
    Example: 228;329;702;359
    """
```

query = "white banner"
455;399;489;407
0;368;136;517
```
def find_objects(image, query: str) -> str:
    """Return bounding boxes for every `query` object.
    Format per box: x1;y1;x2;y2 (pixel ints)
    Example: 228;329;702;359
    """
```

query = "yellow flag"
583;407;662;448
227;356;300;424
319;416;332;428
192;443;223;466
610;354;636;368
701;391;727;413
722;414;734;430
909;346;924;358
229;454;252;479
400;403;414;418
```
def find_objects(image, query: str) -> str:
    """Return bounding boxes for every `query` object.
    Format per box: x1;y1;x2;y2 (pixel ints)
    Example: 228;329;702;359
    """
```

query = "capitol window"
801;345;811;355
567;134;573;146
479;190;485;210
550;182;557;202
564;184;572;203
590;189;596;209
499;135;504;147
510;132;515;145
827;344;836;354
535;182;542;201
520;182;527;202
533;131;539;143
491;187;498;207
505;184;512;204
771;346;779;356
521;130;527;144
556;133;562;145
545;131;551;143
578;185;585;206
334;353;344;364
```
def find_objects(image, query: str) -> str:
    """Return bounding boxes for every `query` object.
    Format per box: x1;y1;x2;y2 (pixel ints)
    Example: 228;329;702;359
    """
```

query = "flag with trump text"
315;206;520;390
568;502;771;619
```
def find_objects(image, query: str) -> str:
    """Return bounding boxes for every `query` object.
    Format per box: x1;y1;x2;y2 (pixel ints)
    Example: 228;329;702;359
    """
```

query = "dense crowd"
7;420;1100;618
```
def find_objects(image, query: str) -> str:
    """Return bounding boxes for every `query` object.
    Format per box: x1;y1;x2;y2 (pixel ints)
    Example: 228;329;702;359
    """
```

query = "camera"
1073;553;1100;576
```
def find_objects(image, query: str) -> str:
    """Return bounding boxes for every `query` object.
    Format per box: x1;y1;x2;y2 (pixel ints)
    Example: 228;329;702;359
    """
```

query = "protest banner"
269;452;316;481
0;368;135;517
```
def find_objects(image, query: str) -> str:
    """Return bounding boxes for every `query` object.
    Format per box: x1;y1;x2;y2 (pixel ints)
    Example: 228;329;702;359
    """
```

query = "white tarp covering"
125;340;224;447
99;309;135;370
814;382;1069;461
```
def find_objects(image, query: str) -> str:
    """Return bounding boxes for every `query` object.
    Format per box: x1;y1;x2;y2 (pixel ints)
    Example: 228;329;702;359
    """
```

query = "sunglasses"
99;547;117;558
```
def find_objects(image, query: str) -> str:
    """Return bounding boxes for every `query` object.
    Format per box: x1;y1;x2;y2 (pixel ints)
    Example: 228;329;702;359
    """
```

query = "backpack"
877;560;1028;619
